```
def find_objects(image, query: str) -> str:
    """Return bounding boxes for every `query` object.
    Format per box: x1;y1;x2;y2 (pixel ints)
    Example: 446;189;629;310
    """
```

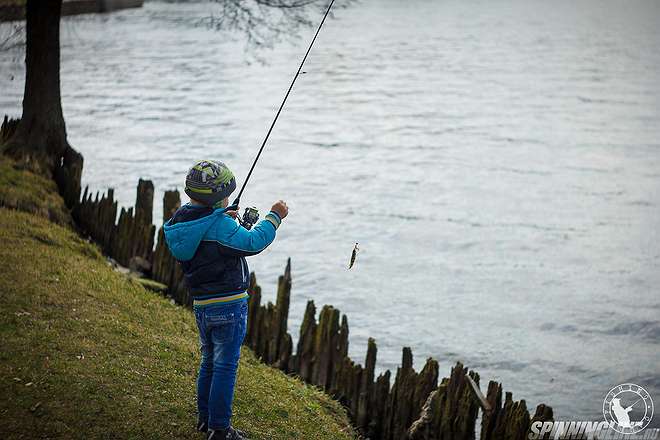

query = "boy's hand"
226;209;239;219
271;200;288;219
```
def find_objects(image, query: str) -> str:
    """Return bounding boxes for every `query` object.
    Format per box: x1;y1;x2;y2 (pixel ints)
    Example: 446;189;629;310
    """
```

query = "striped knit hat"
184;160;236;207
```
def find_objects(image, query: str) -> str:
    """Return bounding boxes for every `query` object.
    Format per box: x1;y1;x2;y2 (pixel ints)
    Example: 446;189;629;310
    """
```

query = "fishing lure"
348;242;359;269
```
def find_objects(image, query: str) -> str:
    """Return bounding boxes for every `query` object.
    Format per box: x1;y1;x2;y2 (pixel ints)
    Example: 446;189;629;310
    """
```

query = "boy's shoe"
197;420;208;433
207;426;248;440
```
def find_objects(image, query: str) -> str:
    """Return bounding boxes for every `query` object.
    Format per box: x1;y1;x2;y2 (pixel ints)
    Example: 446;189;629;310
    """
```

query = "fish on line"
348;242;359;269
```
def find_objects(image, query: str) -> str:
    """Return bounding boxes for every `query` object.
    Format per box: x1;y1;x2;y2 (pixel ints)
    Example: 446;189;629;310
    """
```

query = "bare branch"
204;0;353;54
0;22;25;51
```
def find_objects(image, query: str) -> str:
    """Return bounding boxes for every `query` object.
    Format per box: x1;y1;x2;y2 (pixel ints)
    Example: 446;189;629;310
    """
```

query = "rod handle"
226;197;240;212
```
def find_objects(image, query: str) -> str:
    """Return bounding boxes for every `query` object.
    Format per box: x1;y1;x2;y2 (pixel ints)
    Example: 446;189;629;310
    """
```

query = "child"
164;160;288;440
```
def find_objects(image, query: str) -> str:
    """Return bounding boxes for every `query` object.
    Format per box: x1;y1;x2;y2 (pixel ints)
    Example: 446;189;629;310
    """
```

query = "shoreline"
71;169;555;439
0;154;357;439
0;110;555;438
0;0;143;22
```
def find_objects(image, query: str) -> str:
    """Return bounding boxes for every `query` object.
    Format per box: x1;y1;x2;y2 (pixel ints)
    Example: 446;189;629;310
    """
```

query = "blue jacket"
163;204;281;303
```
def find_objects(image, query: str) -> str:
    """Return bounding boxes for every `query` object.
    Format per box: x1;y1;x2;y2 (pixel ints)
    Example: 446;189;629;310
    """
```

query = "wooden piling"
152;190;185;300
245;272;262;350
1;116;19;143
382;348;439;440
162;189;180;223
242;261;293;373
70;176;556;440
270;259;292;371
135;178;154;225
75;187;118;253
356;337;377;432
312;305;341;391
294;300;317;382
370;370;391;439
85;180;155;268
481;381;503;440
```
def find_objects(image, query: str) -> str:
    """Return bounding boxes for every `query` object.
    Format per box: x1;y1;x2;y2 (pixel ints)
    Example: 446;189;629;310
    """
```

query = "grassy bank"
0;158;356;439
0;156;72;226
0;0;24;7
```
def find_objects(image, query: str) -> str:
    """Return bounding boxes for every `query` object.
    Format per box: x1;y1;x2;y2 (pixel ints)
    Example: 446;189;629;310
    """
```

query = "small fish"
348;242;359;269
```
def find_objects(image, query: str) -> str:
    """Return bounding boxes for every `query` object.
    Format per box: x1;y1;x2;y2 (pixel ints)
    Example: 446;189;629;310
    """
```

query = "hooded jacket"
163;204;281;307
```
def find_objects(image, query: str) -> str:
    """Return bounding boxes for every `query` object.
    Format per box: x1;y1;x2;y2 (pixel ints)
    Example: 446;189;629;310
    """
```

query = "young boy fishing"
164;160;288;440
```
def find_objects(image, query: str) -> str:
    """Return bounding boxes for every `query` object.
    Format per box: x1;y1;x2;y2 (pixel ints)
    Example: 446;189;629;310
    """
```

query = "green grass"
0;168;356;439
0;0;25;7
0;155;72;226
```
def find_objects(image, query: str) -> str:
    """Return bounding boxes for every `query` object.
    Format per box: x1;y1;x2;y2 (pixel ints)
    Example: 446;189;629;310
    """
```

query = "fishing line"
229;0;336;212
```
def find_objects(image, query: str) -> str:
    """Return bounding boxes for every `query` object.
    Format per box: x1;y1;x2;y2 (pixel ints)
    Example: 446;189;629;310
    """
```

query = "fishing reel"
239;206;259;230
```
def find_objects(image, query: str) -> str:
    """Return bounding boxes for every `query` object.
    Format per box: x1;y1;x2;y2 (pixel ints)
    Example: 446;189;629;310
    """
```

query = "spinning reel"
238;206;259;230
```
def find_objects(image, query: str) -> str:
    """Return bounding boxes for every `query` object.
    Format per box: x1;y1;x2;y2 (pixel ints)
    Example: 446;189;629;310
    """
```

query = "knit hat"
184;160;236;207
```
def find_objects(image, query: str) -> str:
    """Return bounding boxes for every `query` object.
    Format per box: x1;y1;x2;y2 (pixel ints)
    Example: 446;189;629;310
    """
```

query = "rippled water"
2;0;660;424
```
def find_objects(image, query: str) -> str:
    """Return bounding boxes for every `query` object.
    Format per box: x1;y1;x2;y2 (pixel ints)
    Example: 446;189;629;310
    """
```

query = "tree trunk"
5;0;83;208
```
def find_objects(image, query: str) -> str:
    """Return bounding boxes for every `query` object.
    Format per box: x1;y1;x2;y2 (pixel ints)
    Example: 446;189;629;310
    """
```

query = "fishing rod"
228;0;336;228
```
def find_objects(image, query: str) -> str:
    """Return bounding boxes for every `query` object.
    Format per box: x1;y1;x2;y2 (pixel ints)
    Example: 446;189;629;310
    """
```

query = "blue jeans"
194;299;248;430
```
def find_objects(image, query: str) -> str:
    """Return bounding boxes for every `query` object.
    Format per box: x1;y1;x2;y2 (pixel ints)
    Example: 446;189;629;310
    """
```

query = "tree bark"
5;0;83;208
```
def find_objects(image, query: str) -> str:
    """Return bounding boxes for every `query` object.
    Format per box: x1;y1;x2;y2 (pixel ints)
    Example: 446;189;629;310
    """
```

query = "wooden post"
151;189;183;299
107;180;155;267
245;272;262;350
356;337;377;432
312;305;340;391
491;392;531;440
75;186;117;254
162;189;180;223
272;259;292;371
382;347;438;440
331;314;350;395
135;178;153;226
69;178;559;440
369;370;391;439
295;300;317;382
481;381;503;440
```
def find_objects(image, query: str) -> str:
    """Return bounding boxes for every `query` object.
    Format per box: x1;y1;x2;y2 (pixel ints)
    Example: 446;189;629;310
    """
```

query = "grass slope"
0;167;355;439
0;156;72;226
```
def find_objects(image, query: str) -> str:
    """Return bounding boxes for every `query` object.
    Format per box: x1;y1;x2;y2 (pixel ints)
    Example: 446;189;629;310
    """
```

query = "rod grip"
227;198;240;211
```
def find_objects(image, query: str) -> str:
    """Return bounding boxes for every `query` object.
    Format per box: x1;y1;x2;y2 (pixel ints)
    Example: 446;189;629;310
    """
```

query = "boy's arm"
212;211;282;257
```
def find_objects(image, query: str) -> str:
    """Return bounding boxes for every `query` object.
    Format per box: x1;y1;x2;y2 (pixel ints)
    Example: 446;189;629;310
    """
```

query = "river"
1;0;659;425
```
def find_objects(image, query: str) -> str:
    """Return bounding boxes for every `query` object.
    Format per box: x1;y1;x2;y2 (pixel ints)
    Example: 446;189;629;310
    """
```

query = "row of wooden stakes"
73;179;554;440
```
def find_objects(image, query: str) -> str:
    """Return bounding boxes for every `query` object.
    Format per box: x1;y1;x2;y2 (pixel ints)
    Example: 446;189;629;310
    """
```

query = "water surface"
2;0;660;424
